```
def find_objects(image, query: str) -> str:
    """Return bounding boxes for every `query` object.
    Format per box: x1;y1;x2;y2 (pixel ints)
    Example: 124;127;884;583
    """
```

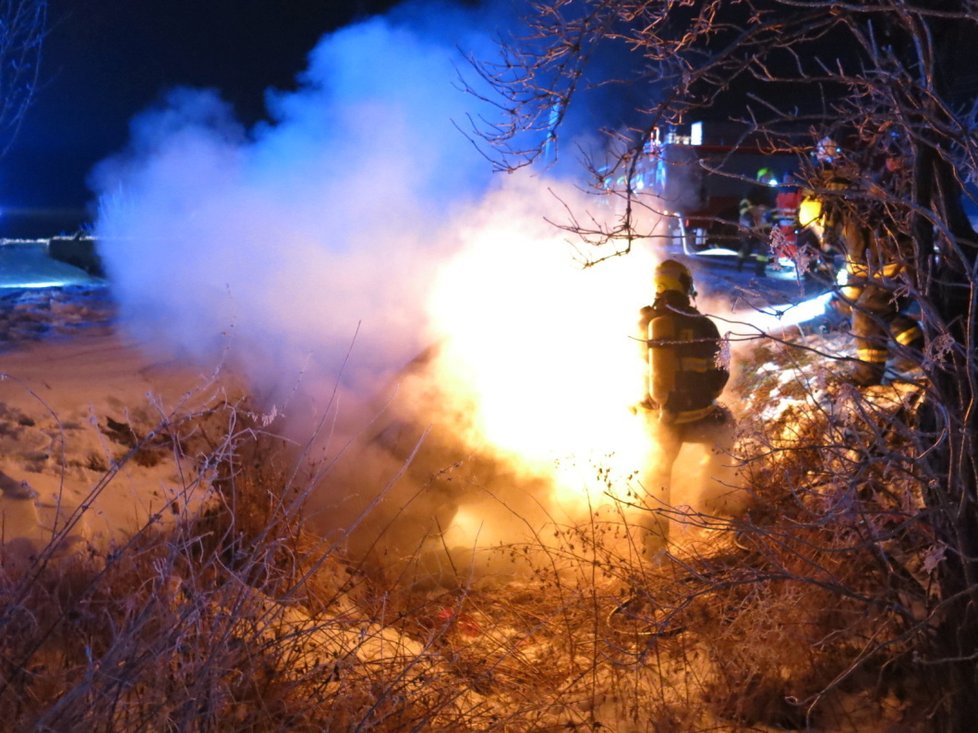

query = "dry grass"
0;340;941;731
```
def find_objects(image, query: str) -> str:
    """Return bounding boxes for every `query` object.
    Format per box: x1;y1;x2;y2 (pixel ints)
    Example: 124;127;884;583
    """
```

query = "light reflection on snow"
734;291;834;335
0;240;98;290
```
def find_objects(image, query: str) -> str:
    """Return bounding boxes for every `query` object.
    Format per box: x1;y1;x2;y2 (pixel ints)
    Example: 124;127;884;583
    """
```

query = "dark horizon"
0;207;90;240
1;0;405;239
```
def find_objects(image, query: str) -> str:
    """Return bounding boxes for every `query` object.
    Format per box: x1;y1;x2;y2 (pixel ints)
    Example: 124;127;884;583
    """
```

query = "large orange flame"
424;191;661;523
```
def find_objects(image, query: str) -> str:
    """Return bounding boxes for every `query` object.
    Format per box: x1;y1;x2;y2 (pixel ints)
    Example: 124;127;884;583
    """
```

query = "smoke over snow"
89;1;686;571
91;8;501;397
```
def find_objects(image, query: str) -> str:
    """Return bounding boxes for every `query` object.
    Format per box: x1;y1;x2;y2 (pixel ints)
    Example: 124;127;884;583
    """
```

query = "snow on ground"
0;256;930;731
0;248;835;569
0;283;245;564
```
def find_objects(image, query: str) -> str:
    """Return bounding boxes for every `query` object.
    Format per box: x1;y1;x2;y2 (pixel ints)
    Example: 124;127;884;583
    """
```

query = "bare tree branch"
473;1;978;728
0;0;47;157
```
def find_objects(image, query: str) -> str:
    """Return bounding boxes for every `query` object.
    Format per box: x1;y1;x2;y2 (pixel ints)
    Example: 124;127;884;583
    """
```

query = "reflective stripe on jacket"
644;293;728;423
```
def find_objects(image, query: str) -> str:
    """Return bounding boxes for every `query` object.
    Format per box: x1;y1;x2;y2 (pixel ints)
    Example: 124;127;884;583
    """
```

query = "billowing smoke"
91;8;501;399
89;1;704;579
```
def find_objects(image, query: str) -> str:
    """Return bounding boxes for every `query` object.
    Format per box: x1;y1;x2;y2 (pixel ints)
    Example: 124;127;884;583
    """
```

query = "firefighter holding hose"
636;259;736;555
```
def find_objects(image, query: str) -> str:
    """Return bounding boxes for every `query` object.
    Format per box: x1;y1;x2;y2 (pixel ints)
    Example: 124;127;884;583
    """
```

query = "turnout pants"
641;405;736;555
852;283;922;386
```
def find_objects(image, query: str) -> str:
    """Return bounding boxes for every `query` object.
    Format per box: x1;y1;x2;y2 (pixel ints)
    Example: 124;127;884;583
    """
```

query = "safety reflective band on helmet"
858;347;889;364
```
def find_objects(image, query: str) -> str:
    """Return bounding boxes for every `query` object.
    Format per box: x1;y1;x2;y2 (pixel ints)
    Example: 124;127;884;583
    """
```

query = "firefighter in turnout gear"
736;169;775;276
637;259;735;554
821;138;924;386
836;219;923;385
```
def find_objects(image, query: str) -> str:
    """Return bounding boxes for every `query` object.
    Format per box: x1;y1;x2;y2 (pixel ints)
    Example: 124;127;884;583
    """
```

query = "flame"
424;201;660;520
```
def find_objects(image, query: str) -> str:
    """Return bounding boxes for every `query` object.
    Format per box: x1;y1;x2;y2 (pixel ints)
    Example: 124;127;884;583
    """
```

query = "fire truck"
616;123;807;261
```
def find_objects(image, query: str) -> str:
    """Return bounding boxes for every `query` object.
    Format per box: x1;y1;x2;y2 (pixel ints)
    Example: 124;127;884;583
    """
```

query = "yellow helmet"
654;259;694;296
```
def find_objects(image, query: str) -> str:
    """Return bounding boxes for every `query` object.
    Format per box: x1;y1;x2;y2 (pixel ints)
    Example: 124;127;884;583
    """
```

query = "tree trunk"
920;153;978;731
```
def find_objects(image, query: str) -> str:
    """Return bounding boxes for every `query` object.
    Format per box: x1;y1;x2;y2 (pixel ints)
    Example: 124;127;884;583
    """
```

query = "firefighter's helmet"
756;167;777;186
654;259;695;297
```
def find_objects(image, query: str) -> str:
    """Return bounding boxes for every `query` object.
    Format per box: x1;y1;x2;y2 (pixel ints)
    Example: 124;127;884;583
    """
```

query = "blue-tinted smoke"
88;0;646;421
87;1;681;560
90;4;508;403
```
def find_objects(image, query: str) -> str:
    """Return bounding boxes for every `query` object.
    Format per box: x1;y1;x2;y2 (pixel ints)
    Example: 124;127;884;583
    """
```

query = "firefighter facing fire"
636;259;735;554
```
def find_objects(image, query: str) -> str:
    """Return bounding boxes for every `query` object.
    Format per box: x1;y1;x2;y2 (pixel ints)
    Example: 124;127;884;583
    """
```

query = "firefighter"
736;169;775;276
837;218;923;386
636;259;735;554
821;138;923;386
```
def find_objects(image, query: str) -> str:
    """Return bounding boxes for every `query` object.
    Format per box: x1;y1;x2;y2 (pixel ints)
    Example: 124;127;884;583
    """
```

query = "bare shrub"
466;0;978;723
0;338;942;731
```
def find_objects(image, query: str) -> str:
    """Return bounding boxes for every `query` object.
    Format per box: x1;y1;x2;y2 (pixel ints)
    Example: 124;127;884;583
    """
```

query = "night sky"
1;0;405;238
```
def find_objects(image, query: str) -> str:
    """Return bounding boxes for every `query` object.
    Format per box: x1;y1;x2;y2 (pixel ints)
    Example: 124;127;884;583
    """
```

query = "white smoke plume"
88;1;683;575
91;11;498;399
